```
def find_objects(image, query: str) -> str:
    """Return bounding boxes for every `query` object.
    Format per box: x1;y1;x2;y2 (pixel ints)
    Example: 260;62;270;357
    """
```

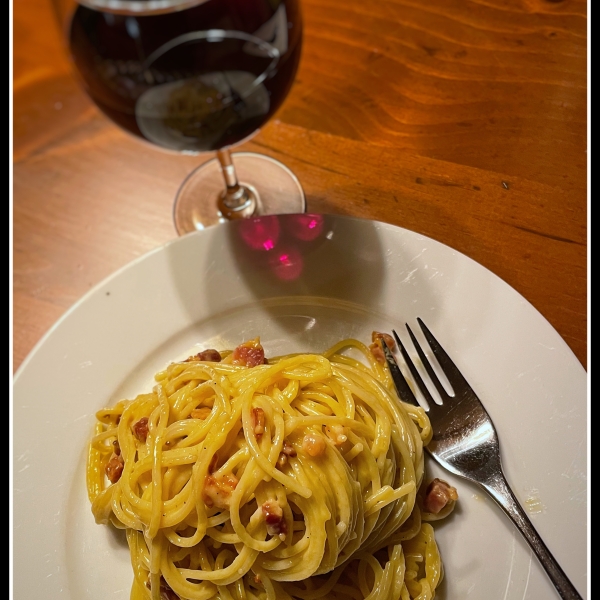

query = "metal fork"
382;318;584;600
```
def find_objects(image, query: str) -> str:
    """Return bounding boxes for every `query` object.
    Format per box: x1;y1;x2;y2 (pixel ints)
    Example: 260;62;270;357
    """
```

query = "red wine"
68;0;302;152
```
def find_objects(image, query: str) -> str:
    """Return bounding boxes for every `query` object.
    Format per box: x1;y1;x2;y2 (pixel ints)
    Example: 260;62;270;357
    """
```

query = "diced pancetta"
423;478;458;514
325;424;347;446
302;434;327;457
132;417;149;442
185;349;222;362
262;499;287;537
277;440;297;467
105;452;124;483
369;331;396;364
252;407;265;438
231;338;266;367
202;473;239;509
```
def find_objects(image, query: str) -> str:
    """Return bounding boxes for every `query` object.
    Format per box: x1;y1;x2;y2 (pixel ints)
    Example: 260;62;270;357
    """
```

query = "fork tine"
391;330;439;410
417;318;470;395
405;324;452;402
381;338;419;407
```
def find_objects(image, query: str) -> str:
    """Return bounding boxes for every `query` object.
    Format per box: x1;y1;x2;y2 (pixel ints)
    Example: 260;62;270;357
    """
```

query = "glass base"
173;152;306;234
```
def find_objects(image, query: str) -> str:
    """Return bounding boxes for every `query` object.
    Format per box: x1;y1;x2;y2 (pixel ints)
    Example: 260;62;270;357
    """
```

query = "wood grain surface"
12;0;588;371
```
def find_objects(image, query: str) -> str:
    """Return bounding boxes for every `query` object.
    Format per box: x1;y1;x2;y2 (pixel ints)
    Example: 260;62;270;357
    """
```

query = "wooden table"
12;0;588;372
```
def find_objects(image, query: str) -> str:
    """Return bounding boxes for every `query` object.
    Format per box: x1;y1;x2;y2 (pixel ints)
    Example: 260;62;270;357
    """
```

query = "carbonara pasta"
86;334;457;600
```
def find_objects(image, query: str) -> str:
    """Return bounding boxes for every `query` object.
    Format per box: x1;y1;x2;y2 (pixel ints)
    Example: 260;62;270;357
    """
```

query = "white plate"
12;214;588;599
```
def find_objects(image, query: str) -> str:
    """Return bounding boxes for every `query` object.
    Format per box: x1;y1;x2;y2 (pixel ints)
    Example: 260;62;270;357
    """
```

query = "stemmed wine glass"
51;0;305;233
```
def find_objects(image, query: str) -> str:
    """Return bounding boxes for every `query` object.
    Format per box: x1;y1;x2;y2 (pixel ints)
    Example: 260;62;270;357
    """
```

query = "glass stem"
216;149;257;220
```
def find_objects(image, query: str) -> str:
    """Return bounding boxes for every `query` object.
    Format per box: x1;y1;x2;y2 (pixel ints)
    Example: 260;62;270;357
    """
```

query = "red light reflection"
269;245;304;281
238;216;281;251
285;214;324;241
234;215;330;283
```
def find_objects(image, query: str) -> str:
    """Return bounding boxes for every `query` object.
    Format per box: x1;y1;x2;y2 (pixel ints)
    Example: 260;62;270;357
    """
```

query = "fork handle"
482;471;584;600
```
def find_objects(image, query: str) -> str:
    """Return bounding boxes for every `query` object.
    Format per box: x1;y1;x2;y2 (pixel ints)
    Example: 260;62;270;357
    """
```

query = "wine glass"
51;0;305;233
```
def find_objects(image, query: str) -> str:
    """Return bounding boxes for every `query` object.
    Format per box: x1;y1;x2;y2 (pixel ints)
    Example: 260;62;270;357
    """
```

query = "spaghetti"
86;335;457;600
